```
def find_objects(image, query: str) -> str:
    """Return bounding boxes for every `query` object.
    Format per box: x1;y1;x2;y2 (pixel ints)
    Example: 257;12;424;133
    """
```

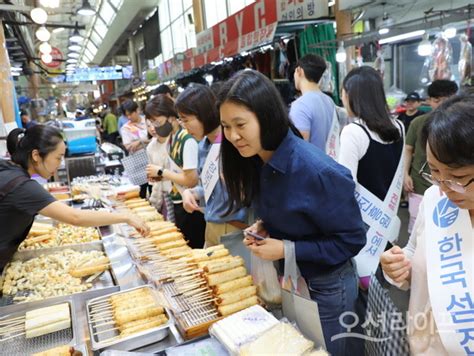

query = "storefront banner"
237;22;278;53
196;28;214;55
353;148;404;288
425;186;474;355
325;108;340;159
277;0;329;22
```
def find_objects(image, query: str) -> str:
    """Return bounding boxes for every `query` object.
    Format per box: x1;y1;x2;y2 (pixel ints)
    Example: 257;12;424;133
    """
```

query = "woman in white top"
381;95;474;355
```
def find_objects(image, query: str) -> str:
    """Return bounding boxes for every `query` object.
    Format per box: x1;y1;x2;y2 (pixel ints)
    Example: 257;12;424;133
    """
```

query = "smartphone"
245;230;266;241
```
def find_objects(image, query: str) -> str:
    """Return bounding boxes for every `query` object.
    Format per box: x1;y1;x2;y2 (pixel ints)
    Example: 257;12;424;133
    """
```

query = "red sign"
42;47;63;68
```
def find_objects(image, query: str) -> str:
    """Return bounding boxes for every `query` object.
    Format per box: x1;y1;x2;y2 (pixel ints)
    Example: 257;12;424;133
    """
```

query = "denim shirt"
255;130;366;279
192;137;247;224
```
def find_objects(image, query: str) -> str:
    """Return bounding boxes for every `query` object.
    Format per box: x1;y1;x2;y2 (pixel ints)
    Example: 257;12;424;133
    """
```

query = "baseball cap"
405;92;421;101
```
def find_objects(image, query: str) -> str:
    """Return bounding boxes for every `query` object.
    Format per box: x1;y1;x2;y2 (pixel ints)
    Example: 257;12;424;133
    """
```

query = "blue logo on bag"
433;197;459;228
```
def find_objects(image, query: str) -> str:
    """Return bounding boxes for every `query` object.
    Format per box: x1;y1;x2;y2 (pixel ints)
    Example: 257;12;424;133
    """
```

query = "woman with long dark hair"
176;84;247;247
0;125;148;272
218;70;366;355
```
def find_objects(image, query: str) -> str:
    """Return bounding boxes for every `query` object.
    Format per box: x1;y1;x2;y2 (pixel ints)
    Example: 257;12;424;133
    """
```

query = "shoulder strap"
0;174;30;201
353;122;372;140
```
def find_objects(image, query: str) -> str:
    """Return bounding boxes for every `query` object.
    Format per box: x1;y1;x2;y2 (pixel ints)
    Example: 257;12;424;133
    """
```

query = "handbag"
364;274;410;356
121;146;149;186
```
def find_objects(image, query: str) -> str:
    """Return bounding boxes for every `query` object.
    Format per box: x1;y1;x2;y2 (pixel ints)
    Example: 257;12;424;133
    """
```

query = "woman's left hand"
246;237;284;261
146;164;161;178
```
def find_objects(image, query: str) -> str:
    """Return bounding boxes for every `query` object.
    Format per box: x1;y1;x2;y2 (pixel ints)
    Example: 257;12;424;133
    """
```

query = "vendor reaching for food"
0;125;149;272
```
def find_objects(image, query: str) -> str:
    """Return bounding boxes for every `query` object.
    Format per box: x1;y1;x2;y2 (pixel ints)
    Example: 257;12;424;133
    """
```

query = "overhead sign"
66;66;126;82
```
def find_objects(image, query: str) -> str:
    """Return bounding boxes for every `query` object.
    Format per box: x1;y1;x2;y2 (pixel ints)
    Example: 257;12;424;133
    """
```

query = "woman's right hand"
404;174;414;193
182;189;200;213
127;215;150;236
243;220;269;247
380;246;411;283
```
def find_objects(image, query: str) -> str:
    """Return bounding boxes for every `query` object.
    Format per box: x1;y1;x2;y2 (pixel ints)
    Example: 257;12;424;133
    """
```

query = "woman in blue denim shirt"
218;70;367;356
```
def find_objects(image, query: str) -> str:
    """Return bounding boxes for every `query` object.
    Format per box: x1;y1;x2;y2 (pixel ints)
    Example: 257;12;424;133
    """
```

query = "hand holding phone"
244;230;266;241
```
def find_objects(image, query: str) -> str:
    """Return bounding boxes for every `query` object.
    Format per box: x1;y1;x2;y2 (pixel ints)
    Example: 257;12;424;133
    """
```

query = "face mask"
155;121;173;138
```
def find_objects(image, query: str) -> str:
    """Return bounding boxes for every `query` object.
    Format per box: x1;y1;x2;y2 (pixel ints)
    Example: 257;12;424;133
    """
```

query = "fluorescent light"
11;67;22;71
30;8;48;24
68;43;82;51
52;27;65;33
66;58;78;63
68;52;80;58
378;28;390;35
12;72;20;76
379;30;425;44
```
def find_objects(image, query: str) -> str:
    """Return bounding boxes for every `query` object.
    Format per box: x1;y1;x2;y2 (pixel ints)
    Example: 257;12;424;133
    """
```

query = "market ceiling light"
68;52;80;58
204;74;214;85
66;58;78;63
417;33;432;56
68;43;82;51
39;42;52;54
443;26;457;39
41;53;53;64
70;23;83;42
30;7;48;24
379;29;425;45
35;26;51;42
335;42;347;63
52;27;65;33
40;0;59;8
77;0;95;16
378;28;390;35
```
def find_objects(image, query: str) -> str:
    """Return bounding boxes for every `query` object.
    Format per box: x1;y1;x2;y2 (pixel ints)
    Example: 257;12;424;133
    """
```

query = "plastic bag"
250;253;282;305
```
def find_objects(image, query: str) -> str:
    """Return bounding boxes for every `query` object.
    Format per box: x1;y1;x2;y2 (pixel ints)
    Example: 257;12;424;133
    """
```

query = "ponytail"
6;125;64;170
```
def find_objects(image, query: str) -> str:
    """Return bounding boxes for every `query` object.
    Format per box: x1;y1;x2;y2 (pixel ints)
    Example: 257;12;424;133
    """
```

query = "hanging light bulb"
77;0;95;16
36;26;51;42
68;43;82;52
66;58;78;64
336;42;347;63
41;53;53;64
68;52;80;58
30;7;48;24
443;26;457;39
39;42;52;54
417;33;432;56
52;27;65;34
70;23;83;42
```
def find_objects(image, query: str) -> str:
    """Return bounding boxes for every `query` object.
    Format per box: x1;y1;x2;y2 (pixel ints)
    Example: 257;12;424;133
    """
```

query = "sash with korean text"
201;134;222;203
353;150;404;289
325;108;340;160
425;186;474;355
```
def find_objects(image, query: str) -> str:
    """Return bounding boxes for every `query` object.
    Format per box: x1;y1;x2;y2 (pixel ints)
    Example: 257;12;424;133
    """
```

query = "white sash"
201;142;221;203
425;186;474;355
353;139;404;287
167;157;185;196
325;108;340;159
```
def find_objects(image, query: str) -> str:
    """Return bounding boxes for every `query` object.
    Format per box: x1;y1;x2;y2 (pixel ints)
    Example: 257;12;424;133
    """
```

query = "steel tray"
86;285;172;351
0;295;79;355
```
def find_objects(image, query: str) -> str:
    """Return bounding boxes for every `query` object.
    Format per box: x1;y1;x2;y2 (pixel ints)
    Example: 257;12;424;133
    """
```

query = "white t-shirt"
120;117;147;146
338;118;404;180
181;138;198;171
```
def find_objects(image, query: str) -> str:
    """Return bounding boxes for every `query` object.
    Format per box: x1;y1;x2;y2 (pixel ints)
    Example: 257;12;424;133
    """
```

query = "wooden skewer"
0;326;25;336
0;320;24;329
100;335;121;344
0;331;26;342
187;290;212;299
90;315;114;323
93;326;119;335
0;323;24;333
89;299;110;306
0;316;25;324
91;304;112;312
190;298;218;307
90;309;114;317
93;320;116;328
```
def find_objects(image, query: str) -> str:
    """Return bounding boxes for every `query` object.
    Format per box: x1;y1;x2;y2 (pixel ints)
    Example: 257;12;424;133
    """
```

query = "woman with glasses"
144;95;205;248
176;84;248;247
381;94;474;355
219;70;366;355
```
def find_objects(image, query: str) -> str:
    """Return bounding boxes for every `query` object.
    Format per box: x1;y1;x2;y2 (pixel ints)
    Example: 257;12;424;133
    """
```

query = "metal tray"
2;243;116;305
86;285;172;351
0;296;78;355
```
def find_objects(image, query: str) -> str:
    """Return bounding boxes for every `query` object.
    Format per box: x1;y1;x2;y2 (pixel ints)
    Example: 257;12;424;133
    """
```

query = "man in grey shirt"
290;54;336;151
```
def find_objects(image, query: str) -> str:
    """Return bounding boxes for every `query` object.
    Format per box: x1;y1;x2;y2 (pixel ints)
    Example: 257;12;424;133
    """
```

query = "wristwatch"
157;168;164;177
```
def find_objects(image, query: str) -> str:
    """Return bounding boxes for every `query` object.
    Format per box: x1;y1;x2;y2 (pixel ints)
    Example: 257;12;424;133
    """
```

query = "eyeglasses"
419;162;474;193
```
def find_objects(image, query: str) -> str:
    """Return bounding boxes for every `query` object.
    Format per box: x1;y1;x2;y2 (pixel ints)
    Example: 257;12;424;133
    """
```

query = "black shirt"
0;160;55;270
397;110;423;133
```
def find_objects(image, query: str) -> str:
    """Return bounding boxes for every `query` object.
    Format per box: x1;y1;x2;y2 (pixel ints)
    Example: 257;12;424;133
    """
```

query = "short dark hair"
427;80;458;98
175;84;220;135
145;94;178;120
343;66;401;142
122;99;138;115
153;84;172;96
297;54;327;83
20;111;28;117
422;94;474;167
7;125;64;171
218;70;301;213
